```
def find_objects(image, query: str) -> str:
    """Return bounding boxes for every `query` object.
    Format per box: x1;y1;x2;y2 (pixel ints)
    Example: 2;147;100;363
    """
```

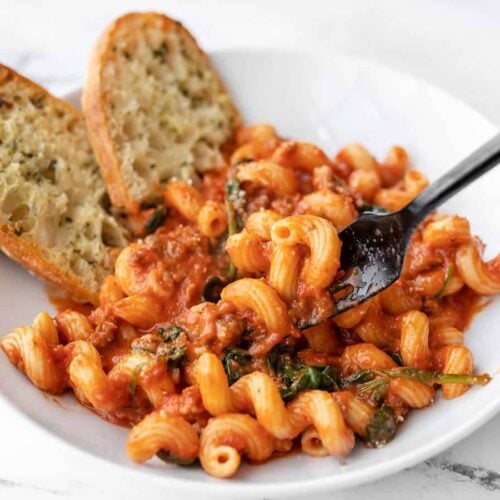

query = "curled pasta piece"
440;272;465;296
197;201;227;237
33;311;59;345
340;343;397;376
109;354;175;408
374;170;428;212
376;146;408;187
332;391;375;438
441;345;473;399
231;371;295;439
114;243;174;299
422;216;471;247
312;165;336;190
236;124;277;145
272;141;330;172
429;326;464;348
303;321;339;353
297;190;357;231
348;169;381;202
400;310;430;369
67;340;128;412
195;352;236;415
225;230;270;273
55;310;93;343
353;298;393;347
230;138;280;165
333;301;370;329
404;169;429;197
379;281;422;315
336;144;376;171
411;268;447;297
113;294;165;329
164;180;204;222
99;275;126;306
164;181;227;237
127;412;199;463
236;160;298;196
200;414;274;478
268;244;302;301
455;241;500;295
1;313;64;393
288;390;354;457
388;378;434;408
301;427;329;457
245;209;282;240
271;215;341;288
220;278;291;336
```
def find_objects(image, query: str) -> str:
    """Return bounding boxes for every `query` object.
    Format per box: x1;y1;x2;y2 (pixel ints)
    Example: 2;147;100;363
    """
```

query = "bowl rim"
2;46;499;497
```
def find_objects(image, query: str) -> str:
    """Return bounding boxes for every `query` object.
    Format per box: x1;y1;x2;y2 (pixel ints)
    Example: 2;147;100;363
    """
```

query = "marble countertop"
1;0;499;498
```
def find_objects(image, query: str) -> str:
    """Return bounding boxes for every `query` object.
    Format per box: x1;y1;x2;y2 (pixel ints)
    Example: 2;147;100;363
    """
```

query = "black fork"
322;132;500;321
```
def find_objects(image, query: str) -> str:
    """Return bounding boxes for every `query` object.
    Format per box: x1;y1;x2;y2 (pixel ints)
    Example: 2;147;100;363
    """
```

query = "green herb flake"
435;264;454;299
152;42;169;61
144;207;167;235
128;361;150;395
356;378;389;404
341;367;491;388
366;405;398;447
156;450;196;466
158;326;184;343
222;348;253;385
224;177;245;282
157;326;187;365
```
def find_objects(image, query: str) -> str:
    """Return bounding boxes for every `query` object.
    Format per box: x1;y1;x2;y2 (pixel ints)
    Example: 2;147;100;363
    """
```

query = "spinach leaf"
224;177;245;282
267;346;339;401
158;326;184;342
366;405;398;447
222;348;253;385
156;450;196;466
144;207;167;234
158;326;187;364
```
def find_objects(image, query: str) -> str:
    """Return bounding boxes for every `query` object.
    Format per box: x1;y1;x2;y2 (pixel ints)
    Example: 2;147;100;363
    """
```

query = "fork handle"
403;132;500;224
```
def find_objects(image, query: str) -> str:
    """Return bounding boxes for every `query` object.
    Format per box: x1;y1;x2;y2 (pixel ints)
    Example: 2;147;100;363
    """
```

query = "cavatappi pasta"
1;124;497;478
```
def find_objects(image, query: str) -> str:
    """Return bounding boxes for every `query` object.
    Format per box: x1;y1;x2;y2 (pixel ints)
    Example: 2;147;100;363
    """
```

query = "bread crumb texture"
101;15;238;202
0;67;127;293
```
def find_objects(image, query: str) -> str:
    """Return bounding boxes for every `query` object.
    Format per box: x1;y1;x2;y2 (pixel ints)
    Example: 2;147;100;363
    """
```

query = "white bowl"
0;49;499;498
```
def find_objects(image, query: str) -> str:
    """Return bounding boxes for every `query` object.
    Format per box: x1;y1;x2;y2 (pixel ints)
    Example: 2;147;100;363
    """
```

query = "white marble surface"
1;0;500;498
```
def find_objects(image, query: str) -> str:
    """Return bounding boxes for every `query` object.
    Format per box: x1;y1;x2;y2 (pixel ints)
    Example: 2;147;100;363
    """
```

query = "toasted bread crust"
83;15;132;209
0;64;81;120
0;226;97;304
82;12;241;212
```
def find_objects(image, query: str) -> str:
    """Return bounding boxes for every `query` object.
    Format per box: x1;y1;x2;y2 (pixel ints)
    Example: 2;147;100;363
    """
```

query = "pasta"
200;414;274;478
271;215;341;288
225;230;270;273
1;124;496;479
236;160;298;196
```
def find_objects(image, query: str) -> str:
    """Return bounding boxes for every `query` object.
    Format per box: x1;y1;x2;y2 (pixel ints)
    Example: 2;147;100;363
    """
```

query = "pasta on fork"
1;123;497;478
